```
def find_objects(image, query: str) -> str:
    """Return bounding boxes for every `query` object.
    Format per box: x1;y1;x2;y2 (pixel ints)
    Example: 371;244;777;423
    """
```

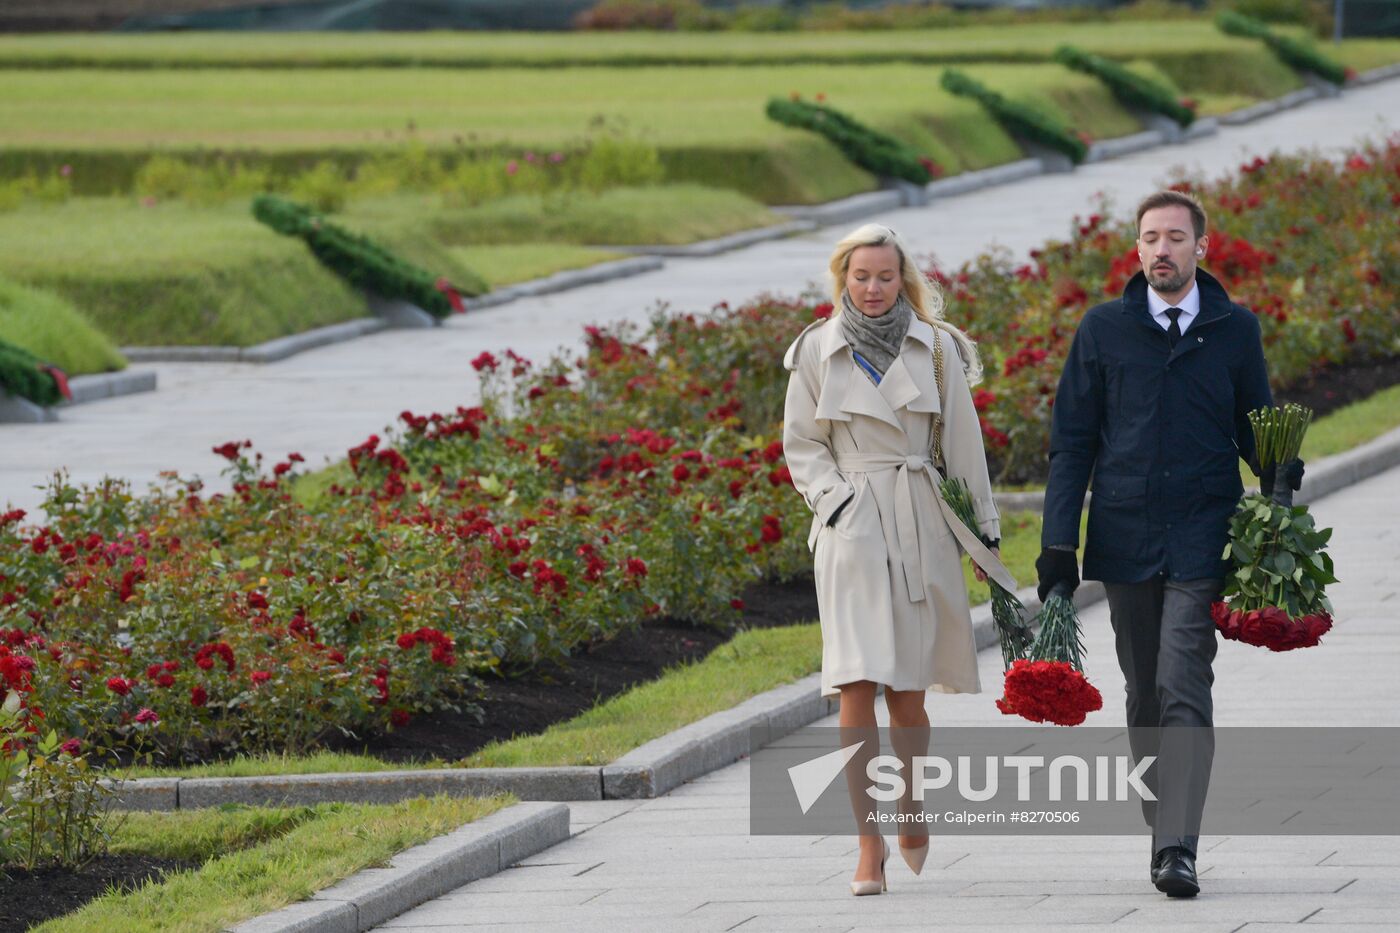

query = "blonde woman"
782;224;1002;895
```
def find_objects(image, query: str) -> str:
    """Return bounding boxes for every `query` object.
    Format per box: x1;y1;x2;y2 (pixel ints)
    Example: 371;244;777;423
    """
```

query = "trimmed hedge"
765;97;934;185
1216;10;1348;85
1052;45;1196;127
252;195;486;318
0;338;64;407
939;68;1088;164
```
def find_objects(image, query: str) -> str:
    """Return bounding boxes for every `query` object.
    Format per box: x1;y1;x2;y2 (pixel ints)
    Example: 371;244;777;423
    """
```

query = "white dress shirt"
1146;281;1201;334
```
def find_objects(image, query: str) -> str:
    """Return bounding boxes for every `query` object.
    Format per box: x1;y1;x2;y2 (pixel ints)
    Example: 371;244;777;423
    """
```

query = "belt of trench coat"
830;451;1017;602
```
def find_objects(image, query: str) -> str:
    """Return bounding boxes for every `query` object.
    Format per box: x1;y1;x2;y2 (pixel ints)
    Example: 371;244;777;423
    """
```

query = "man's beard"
1148;262;1192;294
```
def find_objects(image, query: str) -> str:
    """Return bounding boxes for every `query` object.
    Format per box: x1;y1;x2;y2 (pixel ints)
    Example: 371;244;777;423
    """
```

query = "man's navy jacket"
1041;268;1274;583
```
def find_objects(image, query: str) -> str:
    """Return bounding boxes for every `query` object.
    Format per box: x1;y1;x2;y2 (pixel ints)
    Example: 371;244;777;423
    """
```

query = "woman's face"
846;244;902;317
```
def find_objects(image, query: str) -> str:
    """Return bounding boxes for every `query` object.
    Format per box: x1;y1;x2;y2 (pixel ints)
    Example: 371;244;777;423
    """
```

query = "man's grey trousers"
1104;576;1222;858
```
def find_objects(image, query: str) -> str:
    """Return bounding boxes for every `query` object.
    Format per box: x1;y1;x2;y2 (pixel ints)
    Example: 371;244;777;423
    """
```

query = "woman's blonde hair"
827;223;983;385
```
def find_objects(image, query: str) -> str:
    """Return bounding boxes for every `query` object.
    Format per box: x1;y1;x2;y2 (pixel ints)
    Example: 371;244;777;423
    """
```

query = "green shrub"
1053;45;1197;126
252;195;486;315
940;68;1088;163
0;338;64;406
765;96;934;184
576;134;664;192
1216;9;1348;83
132;155;271;206
0;170;74;212
286;161;351;213
1222;0;1334;35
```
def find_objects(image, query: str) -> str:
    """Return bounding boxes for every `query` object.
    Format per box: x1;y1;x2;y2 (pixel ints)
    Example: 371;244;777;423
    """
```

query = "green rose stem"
938;476;1033;669
1248;403;1312;470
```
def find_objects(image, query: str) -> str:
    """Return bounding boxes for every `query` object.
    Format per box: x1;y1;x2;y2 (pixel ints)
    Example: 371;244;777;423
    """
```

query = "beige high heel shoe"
850;836;890;896
899;836;930;876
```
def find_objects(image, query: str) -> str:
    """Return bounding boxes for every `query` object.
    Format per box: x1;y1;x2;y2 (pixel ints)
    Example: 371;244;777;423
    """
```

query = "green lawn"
35;796;511;932
453;243;626;288
0;22;1337;70
0;275;125;375
342;184;781;248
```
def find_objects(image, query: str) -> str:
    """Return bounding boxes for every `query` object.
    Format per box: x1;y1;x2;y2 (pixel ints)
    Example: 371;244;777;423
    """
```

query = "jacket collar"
1121;267;1233;331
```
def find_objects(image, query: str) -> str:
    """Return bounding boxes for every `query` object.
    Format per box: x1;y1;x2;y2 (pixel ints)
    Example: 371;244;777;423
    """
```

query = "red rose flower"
190;686;208;707
106;676;131;696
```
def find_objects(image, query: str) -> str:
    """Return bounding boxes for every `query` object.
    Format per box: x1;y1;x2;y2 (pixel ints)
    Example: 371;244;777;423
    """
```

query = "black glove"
1036;547;1080;603
1259;457;1305;507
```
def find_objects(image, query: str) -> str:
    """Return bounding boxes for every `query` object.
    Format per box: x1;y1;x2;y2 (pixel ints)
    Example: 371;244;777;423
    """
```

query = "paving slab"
373;463;1400;931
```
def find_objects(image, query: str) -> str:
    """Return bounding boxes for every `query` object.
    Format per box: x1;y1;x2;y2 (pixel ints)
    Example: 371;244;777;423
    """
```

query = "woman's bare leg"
885;687;931;850
837;680;884;882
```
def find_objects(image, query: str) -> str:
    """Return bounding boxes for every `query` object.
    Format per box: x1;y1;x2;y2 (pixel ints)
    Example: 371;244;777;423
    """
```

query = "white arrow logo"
788;741;865;814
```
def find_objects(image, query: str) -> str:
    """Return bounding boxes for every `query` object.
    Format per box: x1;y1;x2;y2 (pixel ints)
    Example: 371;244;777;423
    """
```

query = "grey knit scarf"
840;290;913;378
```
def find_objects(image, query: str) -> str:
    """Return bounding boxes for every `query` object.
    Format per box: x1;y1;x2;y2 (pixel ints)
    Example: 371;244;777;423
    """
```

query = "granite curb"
925;158;1044;198
121;318;388;365
609;220;818;257
1084;128;1168;164
469;255;664;304
0;369;159;423
225;802;569;933
1353;61;1400;86
1219;86;1321;125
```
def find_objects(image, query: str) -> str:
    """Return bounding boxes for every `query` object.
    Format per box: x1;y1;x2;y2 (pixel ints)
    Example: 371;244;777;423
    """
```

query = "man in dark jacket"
1036;190;1302;897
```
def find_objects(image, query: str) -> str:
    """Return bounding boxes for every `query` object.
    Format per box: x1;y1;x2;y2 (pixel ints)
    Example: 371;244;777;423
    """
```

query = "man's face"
1137;205;1207;296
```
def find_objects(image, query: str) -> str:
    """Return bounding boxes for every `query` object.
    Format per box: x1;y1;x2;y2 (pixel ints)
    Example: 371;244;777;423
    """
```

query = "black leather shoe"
1149;846;1167;884
1152;846;1199;898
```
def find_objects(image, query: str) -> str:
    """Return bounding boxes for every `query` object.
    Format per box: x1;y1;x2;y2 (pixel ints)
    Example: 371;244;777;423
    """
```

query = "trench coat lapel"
893;321;942;415
812;315;941;429
839;361;903;429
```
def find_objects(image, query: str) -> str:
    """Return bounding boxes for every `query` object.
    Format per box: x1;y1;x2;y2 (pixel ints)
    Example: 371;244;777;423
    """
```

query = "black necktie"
1165;307;1183;350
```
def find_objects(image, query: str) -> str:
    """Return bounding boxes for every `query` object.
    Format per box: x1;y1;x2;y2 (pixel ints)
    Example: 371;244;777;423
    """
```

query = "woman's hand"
973;547;1000;584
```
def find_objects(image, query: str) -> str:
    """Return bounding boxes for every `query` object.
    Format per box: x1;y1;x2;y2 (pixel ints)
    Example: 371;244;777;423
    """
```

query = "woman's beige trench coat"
782;314;1002;699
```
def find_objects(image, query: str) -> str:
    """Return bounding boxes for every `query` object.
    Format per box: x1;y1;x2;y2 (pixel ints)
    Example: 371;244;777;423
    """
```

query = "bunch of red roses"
1210;603;1333;652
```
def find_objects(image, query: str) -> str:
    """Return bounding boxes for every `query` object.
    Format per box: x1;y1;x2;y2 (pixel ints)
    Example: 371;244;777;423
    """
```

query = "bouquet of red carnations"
996;583;1103;726
1212;404;1337;651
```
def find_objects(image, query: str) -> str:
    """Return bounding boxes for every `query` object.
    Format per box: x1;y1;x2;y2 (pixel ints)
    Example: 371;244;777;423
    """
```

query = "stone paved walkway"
2;80;1396;515
372;457;1400;932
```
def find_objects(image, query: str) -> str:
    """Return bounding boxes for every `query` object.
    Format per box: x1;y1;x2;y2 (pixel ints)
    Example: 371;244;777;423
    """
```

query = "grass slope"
0;62;1172;203
0;275;125;375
